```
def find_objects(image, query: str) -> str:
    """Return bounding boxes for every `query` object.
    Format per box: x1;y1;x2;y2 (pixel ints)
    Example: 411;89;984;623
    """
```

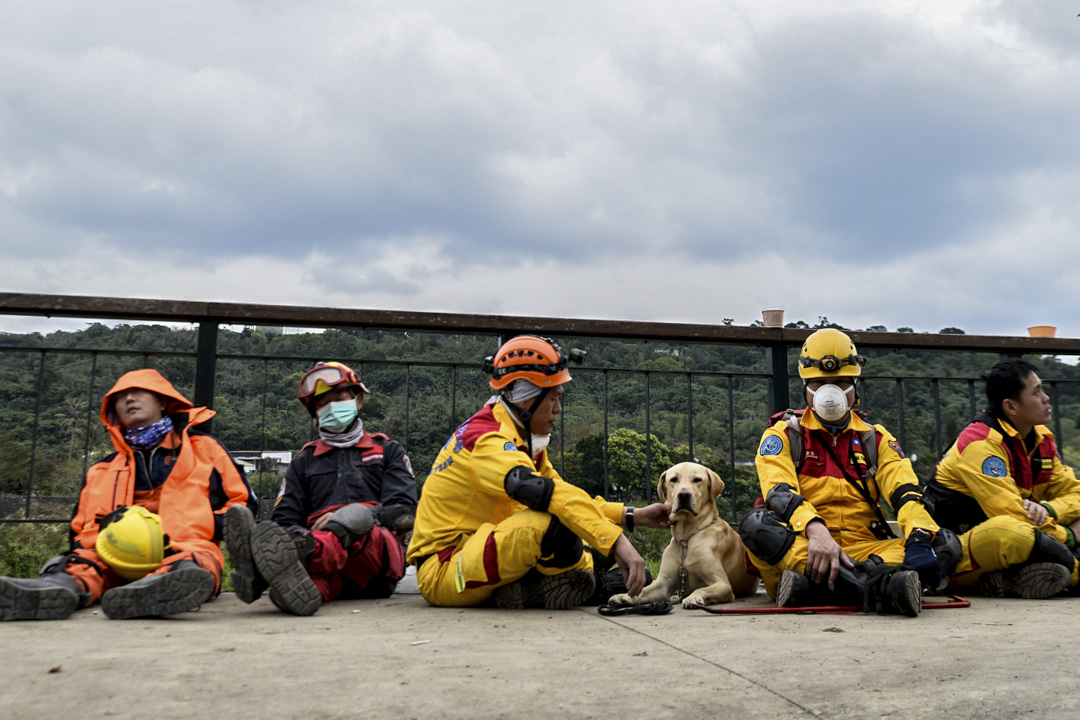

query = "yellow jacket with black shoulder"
755;409;939;543
407;401;624;564
929;413;1080;544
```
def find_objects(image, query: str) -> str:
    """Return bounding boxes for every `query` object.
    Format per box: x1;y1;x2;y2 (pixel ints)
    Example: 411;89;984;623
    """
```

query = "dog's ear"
707;468;725;501
657;469;669;503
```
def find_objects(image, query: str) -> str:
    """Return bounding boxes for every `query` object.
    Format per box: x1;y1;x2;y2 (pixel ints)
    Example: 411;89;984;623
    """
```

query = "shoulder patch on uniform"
504;442;517;452
888;440;906;459
982;456;1007;478
760;435;783;456
403;454;414;477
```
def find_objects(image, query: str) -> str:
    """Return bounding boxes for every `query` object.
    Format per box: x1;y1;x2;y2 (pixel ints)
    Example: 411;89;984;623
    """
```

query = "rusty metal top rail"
3;292;1077;354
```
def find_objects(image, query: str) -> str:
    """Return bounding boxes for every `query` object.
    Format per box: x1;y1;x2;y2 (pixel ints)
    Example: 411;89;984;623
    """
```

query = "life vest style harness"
772;409;896;540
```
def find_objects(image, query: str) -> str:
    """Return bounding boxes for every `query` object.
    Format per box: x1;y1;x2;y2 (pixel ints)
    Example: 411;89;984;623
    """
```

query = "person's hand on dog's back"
611;535;648;597
634;503;672;529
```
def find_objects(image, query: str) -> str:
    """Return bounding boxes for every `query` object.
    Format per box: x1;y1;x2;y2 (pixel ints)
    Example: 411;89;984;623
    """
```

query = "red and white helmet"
297;361;369;416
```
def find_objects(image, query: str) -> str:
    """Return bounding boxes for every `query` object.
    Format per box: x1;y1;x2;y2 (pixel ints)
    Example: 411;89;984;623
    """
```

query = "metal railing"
3;292;1080;527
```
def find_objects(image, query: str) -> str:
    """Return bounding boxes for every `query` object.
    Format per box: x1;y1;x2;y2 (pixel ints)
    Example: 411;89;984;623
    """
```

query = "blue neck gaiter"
124;415;175;450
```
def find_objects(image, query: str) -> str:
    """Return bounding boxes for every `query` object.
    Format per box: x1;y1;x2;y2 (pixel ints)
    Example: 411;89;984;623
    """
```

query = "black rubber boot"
324;504;375;550
494;569;596;610
775;570;813;608
251;522;322;616
834;556;922;616
224;505;269;604
0;574;81;621
101;560;215;620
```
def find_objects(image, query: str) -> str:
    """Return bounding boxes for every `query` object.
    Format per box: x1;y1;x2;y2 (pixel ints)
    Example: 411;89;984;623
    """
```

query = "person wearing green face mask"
225;362;418;615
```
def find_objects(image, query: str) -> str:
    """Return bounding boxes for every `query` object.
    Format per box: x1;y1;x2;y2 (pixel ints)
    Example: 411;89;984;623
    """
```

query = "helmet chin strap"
503;387;550;458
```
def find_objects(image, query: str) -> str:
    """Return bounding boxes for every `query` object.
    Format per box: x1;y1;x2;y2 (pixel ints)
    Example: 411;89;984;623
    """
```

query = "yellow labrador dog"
609;462;757;608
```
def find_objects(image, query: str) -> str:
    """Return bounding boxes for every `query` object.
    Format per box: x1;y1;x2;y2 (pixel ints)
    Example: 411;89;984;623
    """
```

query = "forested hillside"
4;319;1080;528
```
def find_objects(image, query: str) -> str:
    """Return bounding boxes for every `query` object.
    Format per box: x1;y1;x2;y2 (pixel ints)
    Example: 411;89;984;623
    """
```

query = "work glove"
903;529;940;589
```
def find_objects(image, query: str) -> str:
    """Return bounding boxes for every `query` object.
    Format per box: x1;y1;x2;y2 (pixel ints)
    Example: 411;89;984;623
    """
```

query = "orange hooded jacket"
70;369;256;576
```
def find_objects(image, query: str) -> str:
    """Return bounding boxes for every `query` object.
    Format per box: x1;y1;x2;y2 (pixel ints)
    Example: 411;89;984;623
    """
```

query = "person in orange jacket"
0;369;257;621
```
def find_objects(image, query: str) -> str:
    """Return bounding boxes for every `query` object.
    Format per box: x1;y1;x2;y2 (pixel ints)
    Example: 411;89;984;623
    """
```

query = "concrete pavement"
2;587;1079;720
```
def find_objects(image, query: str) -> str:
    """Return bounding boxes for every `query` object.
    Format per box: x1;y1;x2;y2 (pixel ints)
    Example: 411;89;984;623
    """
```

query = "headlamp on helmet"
798;328;866;380
482;336;586;390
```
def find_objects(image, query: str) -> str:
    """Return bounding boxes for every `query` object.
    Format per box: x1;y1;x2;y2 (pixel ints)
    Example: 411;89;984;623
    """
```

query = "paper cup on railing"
1028;326;1056;338
762;307;785;327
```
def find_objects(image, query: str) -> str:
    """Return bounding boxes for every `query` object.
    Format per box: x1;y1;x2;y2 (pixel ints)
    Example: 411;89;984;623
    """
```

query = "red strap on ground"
687;595;970;615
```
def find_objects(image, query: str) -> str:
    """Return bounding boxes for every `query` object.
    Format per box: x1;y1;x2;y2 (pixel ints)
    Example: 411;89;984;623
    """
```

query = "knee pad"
1029;531;1075;570
931;527;962;577
739;509;796;565
504;466;555;512
537;516;583;570
765;483;805;523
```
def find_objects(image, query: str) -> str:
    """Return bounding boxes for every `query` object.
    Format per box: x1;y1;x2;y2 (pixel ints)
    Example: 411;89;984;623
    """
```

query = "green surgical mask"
317;400;358;433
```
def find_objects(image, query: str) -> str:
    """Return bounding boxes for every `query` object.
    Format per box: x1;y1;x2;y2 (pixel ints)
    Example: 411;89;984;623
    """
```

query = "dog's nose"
676;491;693;508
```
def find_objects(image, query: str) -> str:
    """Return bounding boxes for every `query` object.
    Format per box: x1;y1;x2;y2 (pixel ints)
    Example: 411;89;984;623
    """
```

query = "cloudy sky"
1;1;1078;337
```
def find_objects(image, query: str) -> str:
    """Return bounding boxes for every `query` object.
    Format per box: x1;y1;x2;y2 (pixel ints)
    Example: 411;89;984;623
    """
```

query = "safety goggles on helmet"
298;362;369;412
482;336;587;390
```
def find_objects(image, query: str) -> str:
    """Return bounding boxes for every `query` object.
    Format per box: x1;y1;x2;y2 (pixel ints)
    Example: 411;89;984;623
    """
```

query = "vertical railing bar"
404;364;411;453
1051;381;1064;465
603;370;610;499
25;351;47;520
728;376;736;522
687;372;694;461
932;379;943;458
451;365;457;429
896;379;907;450
259;358;269;506
81;352;99;479
968;379;977;418
559;393;565;477
645;371;652;502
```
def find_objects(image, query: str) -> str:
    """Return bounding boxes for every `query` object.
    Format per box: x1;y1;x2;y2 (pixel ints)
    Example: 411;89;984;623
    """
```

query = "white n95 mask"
807;383;852;422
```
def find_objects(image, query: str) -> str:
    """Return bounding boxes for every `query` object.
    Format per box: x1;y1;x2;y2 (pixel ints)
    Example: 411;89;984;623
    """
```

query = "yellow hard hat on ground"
798;328;865;380
95;506;168;581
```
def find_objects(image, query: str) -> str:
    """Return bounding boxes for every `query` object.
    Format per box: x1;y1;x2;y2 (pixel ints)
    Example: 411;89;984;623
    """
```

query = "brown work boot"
251;522;322;616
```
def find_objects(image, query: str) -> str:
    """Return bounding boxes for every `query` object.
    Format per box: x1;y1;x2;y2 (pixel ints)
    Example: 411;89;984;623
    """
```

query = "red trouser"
307;526;405;602
58;548;222;608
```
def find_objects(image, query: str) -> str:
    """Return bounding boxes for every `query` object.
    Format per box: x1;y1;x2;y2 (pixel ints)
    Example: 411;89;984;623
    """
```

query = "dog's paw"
607;593;634;606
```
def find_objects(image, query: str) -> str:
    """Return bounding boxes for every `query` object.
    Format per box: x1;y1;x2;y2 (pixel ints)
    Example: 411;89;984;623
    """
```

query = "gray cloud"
2;1;1079;339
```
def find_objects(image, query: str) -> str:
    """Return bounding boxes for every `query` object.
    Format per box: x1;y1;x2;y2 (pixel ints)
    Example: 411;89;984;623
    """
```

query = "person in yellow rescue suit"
0;369;257;621
924;358;1080;598
406;335;671;609
738;329;961;616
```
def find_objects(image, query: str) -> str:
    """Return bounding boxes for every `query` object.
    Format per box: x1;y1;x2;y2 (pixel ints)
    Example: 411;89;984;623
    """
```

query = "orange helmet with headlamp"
297;362;370;416
482;336;585;390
